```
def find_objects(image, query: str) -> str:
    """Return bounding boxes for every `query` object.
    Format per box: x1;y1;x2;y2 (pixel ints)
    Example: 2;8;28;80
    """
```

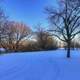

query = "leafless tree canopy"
0;7;8;48
34;25;58;50
1;21;31;51
46;0;80;58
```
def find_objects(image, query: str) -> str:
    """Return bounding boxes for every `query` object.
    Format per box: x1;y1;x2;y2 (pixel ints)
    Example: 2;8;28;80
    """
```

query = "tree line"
0;0;80;58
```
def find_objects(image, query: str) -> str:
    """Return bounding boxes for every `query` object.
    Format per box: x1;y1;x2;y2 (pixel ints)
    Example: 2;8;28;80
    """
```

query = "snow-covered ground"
0;48;6;52
0;49;80;80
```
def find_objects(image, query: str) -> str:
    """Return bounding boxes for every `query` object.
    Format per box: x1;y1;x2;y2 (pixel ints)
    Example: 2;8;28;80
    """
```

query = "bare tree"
3;21;31;51
35;24;58;50
0;8;7;48
46;0;80;58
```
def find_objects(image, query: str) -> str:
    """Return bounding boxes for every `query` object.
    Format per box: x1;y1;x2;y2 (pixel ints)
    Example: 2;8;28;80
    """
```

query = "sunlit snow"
0;49;80;80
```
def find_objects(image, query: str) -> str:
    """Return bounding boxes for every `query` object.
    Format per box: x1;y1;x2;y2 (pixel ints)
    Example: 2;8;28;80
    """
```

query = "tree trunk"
15;41;19;52
67;41;71;58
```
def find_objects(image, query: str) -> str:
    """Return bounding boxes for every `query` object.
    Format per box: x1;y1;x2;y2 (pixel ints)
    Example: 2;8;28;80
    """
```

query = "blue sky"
2;0;57;28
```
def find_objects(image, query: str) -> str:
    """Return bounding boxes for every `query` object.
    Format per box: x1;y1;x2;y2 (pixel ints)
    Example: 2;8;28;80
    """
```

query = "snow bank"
0;48;6;52
0;49;80;80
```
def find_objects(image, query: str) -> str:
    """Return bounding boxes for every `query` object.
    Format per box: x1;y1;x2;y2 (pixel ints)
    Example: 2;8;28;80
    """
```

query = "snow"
0;49;80;80
0;48;6;52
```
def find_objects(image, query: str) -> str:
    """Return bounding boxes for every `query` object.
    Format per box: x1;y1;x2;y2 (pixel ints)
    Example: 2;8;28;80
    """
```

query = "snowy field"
0;49;80;80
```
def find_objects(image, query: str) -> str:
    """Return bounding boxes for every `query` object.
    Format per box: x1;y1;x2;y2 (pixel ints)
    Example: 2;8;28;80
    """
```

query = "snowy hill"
0;49;80;80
